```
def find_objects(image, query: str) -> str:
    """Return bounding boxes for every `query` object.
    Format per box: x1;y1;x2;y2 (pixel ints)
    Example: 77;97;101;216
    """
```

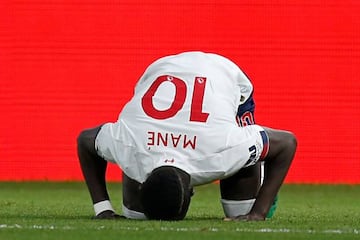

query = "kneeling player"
77;51;296;221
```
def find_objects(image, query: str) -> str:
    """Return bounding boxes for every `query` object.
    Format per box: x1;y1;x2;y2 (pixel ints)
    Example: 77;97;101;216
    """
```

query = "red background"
0;1;359;183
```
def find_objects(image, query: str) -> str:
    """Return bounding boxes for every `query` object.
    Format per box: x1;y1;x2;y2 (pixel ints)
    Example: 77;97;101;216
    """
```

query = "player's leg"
220;163;261;199
220;94;262;217
221;93;278;218
122;173;147;219
77;125;120;219
220;163;261;217
240;94;279;218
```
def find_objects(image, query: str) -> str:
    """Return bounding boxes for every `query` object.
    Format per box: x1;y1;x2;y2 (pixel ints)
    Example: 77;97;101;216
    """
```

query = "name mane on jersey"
147;131;197;150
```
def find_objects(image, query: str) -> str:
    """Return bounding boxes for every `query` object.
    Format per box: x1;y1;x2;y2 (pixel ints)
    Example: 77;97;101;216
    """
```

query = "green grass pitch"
0;182;359;240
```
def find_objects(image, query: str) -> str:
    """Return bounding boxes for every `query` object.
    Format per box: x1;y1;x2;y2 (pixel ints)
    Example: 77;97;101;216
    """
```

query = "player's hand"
224;213;265;222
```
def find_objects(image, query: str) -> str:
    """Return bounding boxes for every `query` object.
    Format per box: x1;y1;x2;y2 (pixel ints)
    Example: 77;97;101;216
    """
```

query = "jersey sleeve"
237;91;256;126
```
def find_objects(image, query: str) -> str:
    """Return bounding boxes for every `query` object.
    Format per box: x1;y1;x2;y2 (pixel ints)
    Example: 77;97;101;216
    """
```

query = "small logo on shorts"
164;158;175;163
244;145;257;167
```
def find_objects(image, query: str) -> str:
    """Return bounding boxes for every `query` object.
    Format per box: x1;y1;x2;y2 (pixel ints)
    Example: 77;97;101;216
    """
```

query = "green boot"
266;195;278;218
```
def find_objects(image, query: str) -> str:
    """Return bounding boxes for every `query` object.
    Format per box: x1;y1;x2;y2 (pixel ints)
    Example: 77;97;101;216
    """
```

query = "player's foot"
92;210;124;220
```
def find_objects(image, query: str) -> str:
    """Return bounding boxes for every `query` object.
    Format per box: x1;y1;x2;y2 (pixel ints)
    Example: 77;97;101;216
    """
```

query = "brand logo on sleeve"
244;145;257;167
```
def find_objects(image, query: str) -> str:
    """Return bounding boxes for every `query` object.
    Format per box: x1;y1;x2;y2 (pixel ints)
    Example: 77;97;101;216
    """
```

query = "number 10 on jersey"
141;75;209;123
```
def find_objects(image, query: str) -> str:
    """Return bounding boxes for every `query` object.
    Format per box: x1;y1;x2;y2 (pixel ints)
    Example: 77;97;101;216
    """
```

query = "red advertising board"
0;1;359;183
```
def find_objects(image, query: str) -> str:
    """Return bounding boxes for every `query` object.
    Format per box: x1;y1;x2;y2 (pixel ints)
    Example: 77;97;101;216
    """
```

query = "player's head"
140;166;192;220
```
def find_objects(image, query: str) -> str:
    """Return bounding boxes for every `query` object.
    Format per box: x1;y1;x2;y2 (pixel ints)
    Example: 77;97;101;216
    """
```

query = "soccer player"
77;51;297;221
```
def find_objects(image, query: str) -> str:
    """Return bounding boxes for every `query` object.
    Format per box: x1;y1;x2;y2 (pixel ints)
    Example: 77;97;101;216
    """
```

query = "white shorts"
95;122;269;186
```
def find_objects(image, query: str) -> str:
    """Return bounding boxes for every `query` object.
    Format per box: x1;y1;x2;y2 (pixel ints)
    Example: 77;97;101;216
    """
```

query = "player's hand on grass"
224;213;265;222
92;210;125;220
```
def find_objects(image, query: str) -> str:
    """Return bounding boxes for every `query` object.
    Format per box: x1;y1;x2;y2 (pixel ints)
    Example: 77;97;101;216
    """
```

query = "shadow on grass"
0;213;94;221
1;213;223;222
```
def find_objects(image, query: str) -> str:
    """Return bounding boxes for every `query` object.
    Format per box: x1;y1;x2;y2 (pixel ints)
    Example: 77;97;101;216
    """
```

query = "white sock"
221;198;256;218
122;204;147;220
93;200;115;216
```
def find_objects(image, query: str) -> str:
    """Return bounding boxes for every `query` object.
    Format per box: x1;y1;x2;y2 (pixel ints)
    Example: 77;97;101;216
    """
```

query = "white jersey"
95;51;268;186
